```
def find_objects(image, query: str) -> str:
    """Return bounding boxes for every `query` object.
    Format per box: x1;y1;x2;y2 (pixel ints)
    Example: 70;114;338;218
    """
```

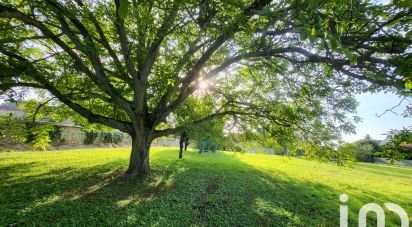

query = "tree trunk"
184;140;189;151
179;134;184;159
126;128;152;177
179;131;188;159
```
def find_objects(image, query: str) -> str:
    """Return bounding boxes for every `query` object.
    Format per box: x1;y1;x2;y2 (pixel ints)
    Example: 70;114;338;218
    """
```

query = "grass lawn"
0;147;411;226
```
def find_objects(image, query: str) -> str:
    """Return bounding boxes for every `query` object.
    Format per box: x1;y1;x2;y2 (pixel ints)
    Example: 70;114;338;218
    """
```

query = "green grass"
0;147;411;226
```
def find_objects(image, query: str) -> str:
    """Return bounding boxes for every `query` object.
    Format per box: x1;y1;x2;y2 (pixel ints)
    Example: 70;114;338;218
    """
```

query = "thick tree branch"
114;0;138;79
73;0;131;84
0;3;136;120
0;33;63;44
0;48;133;133
1;81;133;134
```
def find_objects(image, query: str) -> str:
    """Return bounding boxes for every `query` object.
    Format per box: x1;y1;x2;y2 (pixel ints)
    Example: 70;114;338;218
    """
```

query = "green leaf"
393;0;412;8
342;48;357;65
297;26;308;41
311;26;316;37
300;32;308;41
404;78;412;89
328;38;338;50
167;79;175;86
405;81;412;89
406;30;412;38
119;0;129;19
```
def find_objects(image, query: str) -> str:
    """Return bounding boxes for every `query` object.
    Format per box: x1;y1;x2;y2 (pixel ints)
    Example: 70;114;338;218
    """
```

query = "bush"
335;142;374;164
209;143;216;153
29;124;54;151
354;143;374;162
84;131;124;144
0;114;27;143
84;131;99;144
101;132;123;144
198;138;218;153
232;145;244;152
373;151;383;158
335;143;356;166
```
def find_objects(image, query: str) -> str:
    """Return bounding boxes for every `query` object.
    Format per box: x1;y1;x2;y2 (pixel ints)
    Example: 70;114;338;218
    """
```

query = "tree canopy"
0;0;411;176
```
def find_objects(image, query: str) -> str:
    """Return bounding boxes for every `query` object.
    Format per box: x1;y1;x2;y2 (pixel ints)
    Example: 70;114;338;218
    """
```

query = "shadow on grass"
0;149;409;226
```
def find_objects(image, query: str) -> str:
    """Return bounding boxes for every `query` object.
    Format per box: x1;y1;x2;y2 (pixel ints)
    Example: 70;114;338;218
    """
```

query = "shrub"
209;143;216;153
335;143;356;166
84;131;124;144
84;131;99;144
232;145;244;153
0;114;27;143
101;132;123;144
29;124;54;151
353;143;374;162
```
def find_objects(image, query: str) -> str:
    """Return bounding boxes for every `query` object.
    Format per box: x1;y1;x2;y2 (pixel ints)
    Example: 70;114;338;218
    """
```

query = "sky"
342;92;412;142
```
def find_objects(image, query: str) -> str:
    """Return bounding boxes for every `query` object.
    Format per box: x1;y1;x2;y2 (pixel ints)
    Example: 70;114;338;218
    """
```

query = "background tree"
382;129;412;163
18;98;56;150
0;98;56;150
358;134;380;153
0;0;411;177
340;134;379;162
348;142;374;162
172;95;225;158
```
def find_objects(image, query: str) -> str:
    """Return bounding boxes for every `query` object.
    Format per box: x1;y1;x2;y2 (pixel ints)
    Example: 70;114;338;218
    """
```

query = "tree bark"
179;131;188;159
184;139;189;151
126;128;152;177
179;134;184;159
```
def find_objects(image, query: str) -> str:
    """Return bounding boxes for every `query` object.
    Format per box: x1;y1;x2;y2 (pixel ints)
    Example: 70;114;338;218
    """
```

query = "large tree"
0;0;411;177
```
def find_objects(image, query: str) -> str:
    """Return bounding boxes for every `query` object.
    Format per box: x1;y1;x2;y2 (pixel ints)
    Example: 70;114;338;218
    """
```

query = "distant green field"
0;147;411;226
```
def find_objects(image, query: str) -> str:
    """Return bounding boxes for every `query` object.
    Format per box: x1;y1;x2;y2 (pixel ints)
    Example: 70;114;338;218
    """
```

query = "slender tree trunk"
184;139;189;151
179;135;184;159
179;131;188;159
126;127;152;177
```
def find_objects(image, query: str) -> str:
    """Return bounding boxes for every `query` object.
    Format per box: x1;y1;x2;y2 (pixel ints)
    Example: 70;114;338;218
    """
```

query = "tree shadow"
0;150;410;226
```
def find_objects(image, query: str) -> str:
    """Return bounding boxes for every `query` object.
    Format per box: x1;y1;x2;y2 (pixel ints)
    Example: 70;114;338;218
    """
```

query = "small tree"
29;123;54;151
18;98;55;150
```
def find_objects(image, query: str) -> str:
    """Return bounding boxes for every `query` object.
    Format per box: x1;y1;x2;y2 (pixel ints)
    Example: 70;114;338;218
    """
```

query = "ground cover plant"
1;147;410;226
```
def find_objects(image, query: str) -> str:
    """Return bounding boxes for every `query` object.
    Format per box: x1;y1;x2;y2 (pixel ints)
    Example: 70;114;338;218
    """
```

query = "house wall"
152;136;180;147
